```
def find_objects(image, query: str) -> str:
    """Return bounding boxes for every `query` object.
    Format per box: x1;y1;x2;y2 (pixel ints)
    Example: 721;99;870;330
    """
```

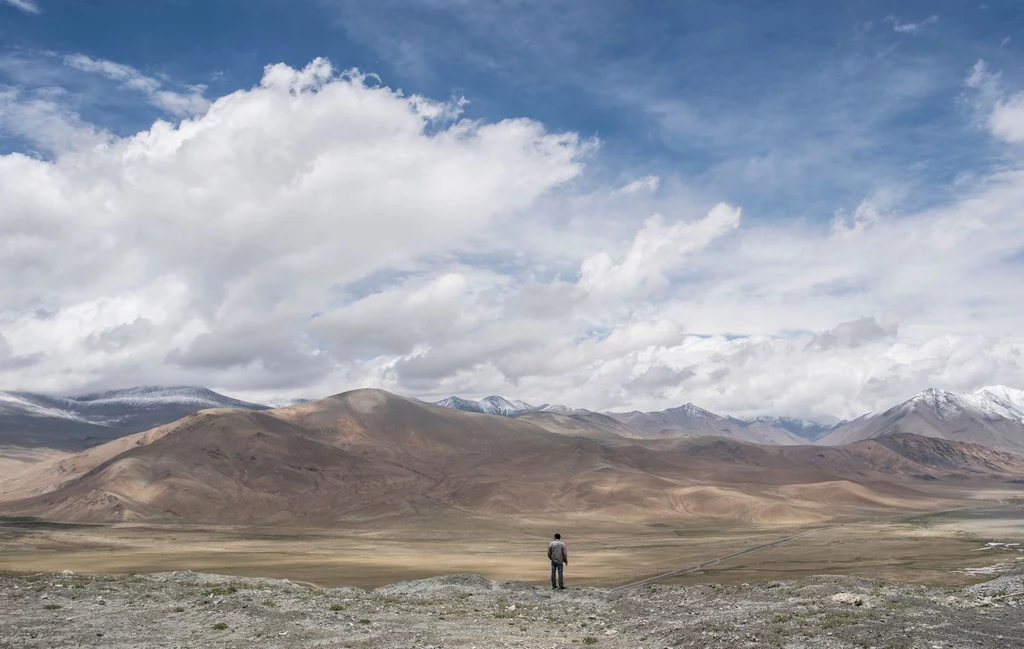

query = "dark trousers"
551;561;564;588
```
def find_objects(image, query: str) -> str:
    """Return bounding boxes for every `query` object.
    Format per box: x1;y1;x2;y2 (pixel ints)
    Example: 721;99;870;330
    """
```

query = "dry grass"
2;503;1021;588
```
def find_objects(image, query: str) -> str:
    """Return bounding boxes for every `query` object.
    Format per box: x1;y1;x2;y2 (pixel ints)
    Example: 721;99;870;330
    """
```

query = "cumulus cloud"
0;58;586;394
3;56;1024;420
579;203;741;296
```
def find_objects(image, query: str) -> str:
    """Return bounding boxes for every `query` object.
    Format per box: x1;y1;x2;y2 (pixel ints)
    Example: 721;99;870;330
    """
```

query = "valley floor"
2;501;1024;589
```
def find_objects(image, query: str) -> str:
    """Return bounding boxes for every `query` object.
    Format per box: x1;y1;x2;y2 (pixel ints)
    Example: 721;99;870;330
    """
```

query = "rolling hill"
3;389;1022;526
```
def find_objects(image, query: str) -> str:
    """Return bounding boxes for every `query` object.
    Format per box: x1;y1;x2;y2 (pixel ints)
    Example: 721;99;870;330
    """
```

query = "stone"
831;593;867;606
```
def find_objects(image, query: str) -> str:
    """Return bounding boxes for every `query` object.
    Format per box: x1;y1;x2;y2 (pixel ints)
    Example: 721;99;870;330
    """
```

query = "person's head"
554;533;561;540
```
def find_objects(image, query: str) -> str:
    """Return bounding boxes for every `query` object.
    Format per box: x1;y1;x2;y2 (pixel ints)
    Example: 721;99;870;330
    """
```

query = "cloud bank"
2;57;1024;420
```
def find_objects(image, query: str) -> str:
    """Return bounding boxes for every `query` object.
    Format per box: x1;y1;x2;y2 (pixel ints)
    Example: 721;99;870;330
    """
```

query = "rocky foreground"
2;569;1024;649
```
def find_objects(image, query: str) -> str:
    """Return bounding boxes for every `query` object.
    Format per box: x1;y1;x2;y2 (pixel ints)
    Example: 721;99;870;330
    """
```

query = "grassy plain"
3;502;1023;589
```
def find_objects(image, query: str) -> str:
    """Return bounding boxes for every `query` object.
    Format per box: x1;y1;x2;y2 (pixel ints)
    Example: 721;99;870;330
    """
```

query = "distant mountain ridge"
434;395;586;417
606;403;808;445
6;383;1024;453
434;396;821;445
436;386;1024;451
0;386;268;450
744;415;841;441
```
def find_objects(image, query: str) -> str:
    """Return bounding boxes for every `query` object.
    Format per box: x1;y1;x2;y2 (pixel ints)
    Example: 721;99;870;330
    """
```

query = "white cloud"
579;203;741;297
990;95;1024;143
0;86;111;153
613;175;660;195
885;14;938;35
966;60;1024;144
2;0;39;13
0;58;586;393
3;56;1024;421
62;54;210;116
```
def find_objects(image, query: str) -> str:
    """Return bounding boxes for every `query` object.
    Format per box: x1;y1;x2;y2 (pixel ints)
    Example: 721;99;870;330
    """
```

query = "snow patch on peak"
977;385;1024;411
668;403;720;419
435;395;538;417
900;385;1024;424
538;404;590;415
73;386;260;409
0;391;89;421
435;397;485;413
479;396;535;416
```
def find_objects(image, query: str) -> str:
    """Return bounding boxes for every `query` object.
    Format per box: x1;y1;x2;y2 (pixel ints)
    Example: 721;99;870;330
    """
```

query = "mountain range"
432;385;1024;453
3;388;1024;526
3;384;1024;458
432;396;816;445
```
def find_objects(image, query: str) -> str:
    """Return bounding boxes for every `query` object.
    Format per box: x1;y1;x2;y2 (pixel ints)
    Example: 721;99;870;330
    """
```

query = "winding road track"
610;505;994;591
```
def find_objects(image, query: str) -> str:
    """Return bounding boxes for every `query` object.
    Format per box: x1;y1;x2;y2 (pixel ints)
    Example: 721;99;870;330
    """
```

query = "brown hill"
513;410;643;442
642;433;1024;483
3;390;1022;526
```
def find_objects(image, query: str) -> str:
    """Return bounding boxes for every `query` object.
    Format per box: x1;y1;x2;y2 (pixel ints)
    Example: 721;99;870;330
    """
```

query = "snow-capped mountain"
72;386;264;411
817;385;1024;452
980;385;1024;415
0;391;88;422
435;396;538;416
434;396;489;414
0;386;268;450
434;396;592;418
478;396;536;416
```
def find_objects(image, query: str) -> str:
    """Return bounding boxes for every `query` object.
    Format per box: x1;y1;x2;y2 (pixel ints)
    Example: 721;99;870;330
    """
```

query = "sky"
1;0;1024;421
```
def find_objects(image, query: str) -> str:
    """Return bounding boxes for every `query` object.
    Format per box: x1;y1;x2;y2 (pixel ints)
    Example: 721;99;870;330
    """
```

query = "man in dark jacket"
548;533;568;590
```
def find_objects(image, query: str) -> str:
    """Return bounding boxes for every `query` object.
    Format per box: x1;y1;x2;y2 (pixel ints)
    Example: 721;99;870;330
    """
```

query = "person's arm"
563;544;568;565
547;544;553;560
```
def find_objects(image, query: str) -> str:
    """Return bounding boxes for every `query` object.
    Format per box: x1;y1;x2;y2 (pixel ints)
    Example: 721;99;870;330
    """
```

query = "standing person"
548;533;568;590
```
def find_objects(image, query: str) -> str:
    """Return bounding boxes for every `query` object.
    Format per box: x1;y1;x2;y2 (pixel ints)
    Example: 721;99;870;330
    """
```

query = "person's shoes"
552;585;557;590
558;586;566;590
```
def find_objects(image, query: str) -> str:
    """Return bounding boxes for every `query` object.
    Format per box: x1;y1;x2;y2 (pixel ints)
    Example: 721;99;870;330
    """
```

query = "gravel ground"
2;569;1023;648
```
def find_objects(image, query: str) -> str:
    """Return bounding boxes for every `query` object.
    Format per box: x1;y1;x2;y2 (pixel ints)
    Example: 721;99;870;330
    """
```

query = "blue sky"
2;0;1024;417
5;0;1022;218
